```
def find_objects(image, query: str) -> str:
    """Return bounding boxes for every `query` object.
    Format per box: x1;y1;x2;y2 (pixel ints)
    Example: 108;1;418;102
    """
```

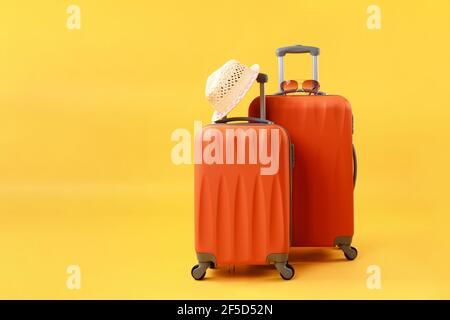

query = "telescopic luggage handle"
256;73;268;119
214;73;270;124
276;45;320;87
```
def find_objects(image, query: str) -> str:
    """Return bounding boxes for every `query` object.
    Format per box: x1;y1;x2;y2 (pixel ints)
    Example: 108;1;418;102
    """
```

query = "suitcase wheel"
191;263;209;280
342;246;358;261
277;263;295;280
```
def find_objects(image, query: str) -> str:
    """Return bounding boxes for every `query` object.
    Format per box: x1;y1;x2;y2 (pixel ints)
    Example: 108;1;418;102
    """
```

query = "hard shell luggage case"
192;74;295;280
249;45;358;260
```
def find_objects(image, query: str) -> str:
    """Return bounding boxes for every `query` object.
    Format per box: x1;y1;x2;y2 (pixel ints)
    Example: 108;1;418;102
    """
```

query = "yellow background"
0;0;449;299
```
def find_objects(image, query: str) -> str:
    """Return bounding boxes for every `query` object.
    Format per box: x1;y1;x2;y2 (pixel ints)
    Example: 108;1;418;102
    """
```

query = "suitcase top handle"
276;45;320;84
214;117;273;125
276;45;320;57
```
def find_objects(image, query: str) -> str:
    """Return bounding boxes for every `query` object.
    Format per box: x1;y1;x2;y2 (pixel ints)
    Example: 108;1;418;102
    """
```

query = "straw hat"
205;60;260;121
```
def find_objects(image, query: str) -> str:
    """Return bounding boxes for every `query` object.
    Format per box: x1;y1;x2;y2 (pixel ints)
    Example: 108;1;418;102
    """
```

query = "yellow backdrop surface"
0;0;449;299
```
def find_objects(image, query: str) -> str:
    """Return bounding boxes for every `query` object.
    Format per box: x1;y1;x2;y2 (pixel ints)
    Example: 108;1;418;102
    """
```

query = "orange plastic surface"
194;124;291;265
249;95;354;247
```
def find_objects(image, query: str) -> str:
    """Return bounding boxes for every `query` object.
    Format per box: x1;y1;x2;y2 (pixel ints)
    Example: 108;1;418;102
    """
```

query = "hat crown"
205;60;246;99
205;60;260;119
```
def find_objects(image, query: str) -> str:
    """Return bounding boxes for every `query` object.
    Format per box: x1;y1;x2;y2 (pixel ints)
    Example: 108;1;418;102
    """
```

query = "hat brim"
211;64;260;122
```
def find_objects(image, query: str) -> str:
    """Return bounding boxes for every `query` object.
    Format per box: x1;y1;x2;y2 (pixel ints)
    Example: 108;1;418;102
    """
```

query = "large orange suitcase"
249;45;358;260
192;74;295;280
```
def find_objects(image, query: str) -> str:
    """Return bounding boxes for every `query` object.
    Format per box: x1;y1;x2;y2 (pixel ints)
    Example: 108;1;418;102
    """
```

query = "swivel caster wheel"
191;263;209;280
341;246;358;261
275;262;295;280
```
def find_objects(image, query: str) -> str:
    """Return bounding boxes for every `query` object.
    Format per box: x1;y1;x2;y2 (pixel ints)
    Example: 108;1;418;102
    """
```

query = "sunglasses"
280;79;320;95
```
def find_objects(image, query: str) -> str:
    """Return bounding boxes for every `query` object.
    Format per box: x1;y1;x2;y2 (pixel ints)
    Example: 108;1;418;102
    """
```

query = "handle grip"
214;117;273;124
256;73;268;83
276;45;320;57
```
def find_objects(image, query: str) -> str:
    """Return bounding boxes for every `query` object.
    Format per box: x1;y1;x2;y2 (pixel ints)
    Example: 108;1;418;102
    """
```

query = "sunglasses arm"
274;89;326;96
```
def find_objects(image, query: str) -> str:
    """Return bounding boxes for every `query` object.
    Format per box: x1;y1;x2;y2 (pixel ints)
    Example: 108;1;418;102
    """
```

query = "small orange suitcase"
192;74;295;280
249;45;358;260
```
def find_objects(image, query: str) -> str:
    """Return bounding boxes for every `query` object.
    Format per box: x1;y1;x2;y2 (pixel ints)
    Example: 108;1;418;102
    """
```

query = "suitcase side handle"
353;144;357;189
276;45;320;86
214;117;273;125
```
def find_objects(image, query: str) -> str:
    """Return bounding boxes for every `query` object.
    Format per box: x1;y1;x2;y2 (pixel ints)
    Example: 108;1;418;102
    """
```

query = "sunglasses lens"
281;80;298;92
302;80;320;93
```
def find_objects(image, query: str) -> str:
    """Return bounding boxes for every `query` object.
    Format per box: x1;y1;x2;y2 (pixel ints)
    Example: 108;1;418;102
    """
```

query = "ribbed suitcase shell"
249;95;354;247
194;124;291;264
